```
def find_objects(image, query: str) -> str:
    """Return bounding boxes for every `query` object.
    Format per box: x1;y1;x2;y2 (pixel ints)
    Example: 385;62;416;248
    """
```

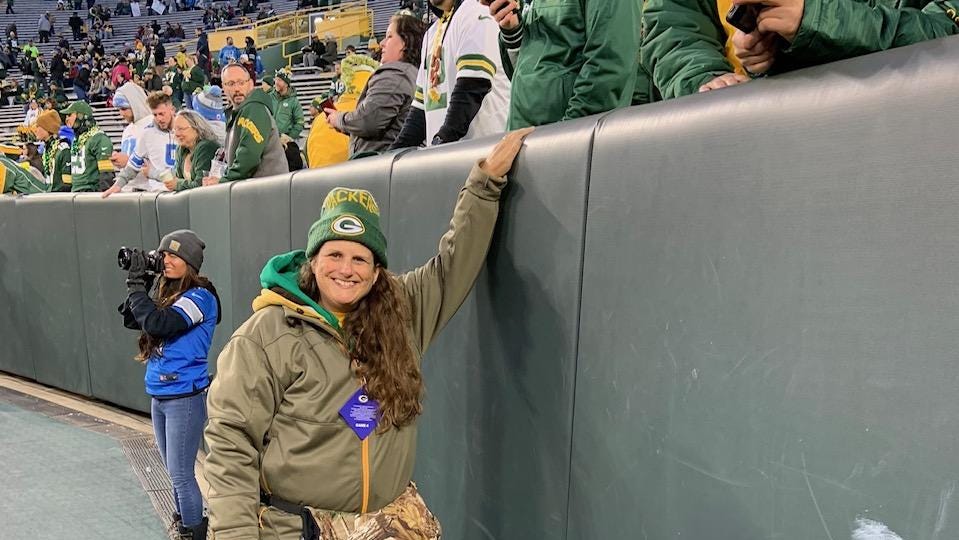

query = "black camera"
117;247;164;275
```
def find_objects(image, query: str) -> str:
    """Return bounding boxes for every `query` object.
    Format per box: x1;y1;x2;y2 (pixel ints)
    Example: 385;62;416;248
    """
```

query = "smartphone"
321;97;336;111
725;4;759;34
479;0;520;17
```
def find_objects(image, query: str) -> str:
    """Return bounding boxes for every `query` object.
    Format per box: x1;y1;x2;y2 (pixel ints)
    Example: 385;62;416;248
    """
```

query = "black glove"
126;249;149;292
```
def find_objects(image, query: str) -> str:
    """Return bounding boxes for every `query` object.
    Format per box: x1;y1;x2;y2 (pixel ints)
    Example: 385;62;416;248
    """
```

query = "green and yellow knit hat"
306;187;388;267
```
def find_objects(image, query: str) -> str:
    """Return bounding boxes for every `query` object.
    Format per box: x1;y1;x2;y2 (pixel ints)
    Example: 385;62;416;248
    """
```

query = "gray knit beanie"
158;229;205;271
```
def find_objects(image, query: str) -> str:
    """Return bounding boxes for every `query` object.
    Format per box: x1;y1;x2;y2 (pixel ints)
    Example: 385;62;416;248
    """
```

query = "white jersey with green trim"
413;0;510;145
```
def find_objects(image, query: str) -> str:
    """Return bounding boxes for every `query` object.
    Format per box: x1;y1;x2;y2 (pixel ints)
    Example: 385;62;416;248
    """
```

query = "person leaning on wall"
202;126;535;540
117;230;221;540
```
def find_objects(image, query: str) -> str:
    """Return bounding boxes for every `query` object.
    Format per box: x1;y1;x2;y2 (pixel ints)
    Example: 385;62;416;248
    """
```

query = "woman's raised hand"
479;126;534;178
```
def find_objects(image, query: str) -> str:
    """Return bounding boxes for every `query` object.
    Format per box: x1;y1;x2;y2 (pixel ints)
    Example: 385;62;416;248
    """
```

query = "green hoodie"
271;87;304;140
221;88;289;182
0;156;46;194
204;162;508;539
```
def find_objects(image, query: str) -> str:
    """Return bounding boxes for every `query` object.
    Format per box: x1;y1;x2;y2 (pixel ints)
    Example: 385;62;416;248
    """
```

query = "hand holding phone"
726;4;759;34
482;0;520;31
320;97;336;111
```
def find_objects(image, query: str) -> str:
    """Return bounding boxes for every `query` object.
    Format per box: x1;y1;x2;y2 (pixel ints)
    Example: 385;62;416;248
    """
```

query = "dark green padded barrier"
290;155;397;253
15;193;91;396
187;183;235;362
230;176;292;327
390;117;597;540
139;192;162;250
0;196;30;378
75;194;152;412
156;189;191;235
568;38;959;540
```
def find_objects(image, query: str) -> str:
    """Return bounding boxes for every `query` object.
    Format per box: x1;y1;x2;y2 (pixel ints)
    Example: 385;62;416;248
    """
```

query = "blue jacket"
125;286;219;398
218;45;241;68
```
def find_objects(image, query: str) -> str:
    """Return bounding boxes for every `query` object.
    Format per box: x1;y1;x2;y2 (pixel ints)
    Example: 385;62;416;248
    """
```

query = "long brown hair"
298;261;423;430
136;266;214;362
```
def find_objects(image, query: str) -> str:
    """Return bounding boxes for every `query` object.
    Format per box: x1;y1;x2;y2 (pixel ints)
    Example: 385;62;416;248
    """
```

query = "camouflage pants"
303;483;441;540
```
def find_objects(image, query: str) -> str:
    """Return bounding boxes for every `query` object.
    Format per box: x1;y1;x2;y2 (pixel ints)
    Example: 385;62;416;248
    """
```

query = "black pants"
5;4;14;14
39;31;49;43
72;28;81;39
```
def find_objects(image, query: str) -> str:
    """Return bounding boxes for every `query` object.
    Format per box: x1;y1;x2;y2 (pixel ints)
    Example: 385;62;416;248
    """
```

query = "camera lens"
117;247;132;271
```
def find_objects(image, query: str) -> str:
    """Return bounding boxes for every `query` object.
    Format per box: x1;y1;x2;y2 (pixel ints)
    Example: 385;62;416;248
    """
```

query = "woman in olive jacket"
203;127;534;540
167;110;220;192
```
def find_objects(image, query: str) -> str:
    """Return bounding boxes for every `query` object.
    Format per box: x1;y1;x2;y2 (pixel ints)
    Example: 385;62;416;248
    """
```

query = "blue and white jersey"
145;286;219;397
119;114;161;192
129;122;177;178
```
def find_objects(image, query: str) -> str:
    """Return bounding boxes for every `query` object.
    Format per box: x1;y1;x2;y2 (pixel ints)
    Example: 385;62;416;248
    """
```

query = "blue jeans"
151;391;207;527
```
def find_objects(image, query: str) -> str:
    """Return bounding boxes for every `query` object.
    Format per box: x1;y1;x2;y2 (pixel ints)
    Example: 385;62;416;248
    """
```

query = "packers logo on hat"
331;215;365;236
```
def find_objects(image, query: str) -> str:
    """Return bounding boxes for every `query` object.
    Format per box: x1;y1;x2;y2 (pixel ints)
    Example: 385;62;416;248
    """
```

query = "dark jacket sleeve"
222;103;270;182
434;77;491;144
641;0;732;99
780;0;959;65
341;68;415;139
126;290;190;339
390;106;426;150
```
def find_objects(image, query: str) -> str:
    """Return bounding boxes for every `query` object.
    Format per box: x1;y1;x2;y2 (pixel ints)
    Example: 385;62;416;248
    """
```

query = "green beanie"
306;187;388;267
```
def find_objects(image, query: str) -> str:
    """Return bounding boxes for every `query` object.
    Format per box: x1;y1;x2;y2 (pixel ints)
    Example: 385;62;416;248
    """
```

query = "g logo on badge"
331;215;365;236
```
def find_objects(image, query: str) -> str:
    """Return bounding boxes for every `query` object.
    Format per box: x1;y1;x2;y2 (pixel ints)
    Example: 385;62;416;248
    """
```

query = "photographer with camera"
118;229;220;540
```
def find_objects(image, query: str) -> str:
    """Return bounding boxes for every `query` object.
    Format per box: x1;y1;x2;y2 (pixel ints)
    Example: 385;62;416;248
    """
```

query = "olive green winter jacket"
500;0;642;129
204;162;507;540
642;0;957;100
271;87;304;140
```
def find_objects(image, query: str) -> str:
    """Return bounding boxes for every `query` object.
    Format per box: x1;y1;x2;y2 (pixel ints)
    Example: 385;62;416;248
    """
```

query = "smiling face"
163;251;188;280
311;240;380;313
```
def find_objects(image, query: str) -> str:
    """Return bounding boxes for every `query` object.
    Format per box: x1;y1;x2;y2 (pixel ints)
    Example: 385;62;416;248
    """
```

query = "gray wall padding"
2;36;959;540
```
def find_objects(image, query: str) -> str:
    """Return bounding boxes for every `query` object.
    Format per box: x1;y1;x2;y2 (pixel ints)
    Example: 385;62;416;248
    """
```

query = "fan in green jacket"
181;62;207;104
493;0;642;129
32;109;70;192
0;156;47;195
270;70;304;143
642;0;946;99
731;0;959;73
172;110;222;192
61;101;115;192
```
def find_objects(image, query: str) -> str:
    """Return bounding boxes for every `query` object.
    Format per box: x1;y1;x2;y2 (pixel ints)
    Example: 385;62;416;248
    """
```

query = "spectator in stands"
49;83;68;108
143;68;163;92
181;57;207;109
73;65;91;101
202;63;288;184
163;57;184;107
167;109;221;191
489;0;645;127
33;109;71;191
270;70;304;170
69;12;83;40
305;97;324;168
326;14;425;157
391;0;510;149
327;61;345;97
731;0;959;73
61;100;115;191
23;99;40;126
103;81;153;195
196;28;211;74
111;57;132;88
191;85;226;144
307;54;378;168
239;54;257;83
243;36;256;57
301;35;321;67
5;0;13;15
203;126;533;540
50;50;68;87
218;36;241;68
319;33;337;70
0;153;47;194
38;13;53;44
103;91;176;196
118;229;219;540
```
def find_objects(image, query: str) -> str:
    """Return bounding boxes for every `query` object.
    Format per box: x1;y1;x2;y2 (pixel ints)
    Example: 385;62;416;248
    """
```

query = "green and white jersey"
413;0;510;145
70;128;115;192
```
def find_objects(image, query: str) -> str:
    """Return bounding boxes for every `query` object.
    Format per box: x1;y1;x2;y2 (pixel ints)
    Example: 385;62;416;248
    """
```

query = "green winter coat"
69;127;114;192
271;87;304;140
174;138;220;191
0;156;46;194
500;0;640;129
642;0;955;100
780;0;959;67
181;66;206;100
204;162;506;539
222;89;289;182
